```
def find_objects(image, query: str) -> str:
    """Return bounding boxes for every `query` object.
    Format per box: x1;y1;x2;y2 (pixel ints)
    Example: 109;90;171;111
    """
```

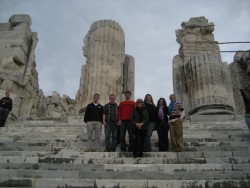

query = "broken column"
76;20;135;111
173;17;235;118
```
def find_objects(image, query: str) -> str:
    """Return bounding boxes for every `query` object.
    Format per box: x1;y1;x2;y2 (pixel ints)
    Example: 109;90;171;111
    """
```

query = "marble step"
1;154;249;165
1;138;249;148
0;142;249;152
0;169;249;180
0;154;249;166
1;150;250;158
0;130;248;139
0;177;249;188
2;120;248;129
4;120;246;129
0;119;248;188
0;160;249;171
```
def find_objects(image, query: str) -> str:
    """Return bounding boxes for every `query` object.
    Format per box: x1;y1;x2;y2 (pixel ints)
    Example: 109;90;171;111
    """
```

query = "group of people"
84;90;185;157
0;90;186;158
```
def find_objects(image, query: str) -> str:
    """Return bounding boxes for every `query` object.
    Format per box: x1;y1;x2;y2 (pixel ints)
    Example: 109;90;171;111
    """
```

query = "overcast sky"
0;0;249;104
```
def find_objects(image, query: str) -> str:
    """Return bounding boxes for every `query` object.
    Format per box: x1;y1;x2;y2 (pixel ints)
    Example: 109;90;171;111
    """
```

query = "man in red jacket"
117;90;135;152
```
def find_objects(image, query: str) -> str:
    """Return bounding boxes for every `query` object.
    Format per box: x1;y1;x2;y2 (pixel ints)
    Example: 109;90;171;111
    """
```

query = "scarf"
168;99;176;114
158;106;164;121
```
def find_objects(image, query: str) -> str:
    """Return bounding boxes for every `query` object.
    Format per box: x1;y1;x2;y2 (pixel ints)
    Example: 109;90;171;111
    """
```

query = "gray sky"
0;0;249;104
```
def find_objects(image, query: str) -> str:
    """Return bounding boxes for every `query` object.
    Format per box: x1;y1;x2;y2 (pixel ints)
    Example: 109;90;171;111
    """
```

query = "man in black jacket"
84;93;103;151
0;91;12;127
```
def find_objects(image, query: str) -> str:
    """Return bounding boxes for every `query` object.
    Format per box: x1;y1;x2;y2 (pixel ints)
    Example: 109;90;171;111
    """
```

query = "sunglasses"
137;101;143;104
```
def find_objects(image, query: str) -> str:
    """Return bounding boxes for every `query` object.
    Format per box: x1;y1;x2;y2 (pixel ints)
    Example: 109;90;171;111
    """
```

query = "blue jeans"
105;122;117;151
144;121;156;151
120;120;134;151
245;116;250;131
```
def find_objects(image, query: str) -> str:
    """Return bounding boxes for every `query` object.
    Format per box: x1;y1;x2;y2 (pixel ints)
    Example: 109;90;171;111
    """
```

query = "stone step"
1;138;249;148
0;155;249;165
2;123;248;130
0;119;249;188
0;154;249;165
0;142;249;152
1;129;248;139
0;169;249;180
0;177;249;188
1;150;250;158
2;119;248;129
0;159;249;171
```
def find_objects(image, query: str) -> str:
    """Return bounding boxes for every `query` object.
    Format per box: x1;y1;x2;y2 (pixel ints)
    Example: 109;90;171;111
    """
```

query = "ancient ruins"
173;17;236;118
75;20;134;111
0;15;134;119
0;14;249;120
0;14;249;188
229;51;250;115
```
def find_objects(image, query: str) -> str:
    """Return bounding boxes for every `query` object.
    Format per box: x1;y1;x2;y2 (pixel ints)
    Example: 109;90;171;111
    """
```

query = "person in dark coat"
131;98;149;158
143;94;157;152
84;93;103;151
0;91;12;127
240;89;250;131
155;98;169;151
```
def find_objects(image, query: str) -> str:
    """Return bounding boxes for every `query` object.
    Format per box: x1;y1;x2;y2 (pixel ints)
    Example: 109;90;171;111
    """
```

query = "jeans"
105;122;117;151
245;116;250;131
156;121;169;151
120;120;134;151
144;121;156;151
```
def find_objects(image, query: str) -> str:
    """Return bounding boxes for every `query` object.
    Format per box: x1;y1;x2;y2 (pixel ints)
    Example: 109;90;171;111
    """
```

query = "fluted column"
229;51;250;115
173;17;235;116
76;20;128;110
184;53;234;115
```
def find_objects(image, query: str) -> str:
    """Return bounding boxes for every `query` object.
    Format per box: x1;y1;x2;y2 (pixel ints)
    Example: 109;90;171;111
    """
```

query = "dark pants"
104;122;117;151
144;121;156;151
120;120;134;151
0;108;9;127
156;121;169;151
133;128;146;156
117;126;120;144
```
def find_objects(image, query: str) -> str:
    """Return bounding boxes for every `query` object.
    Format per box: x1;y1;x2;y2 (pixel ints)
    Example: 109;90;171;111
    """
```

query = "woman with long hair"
156;98;169;151
143;94;157;152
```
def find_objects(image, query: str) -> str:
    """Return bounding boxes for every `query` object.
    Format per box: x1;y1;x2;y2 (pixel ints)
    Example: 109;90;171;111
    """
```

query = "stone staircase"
0;116;250;188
